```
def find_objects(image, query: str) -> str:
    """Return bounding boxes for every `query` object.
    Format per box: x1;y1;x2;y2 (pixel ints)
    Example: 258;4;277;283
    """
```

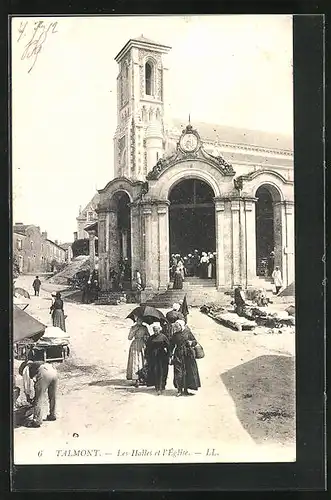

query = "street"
13;275;296;464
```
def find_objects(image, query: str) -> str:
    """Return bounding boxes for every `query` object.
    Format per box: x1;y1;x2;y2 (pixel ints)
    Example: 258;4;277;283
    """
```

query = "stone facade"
76;193;100;239
13;224;66;274
87;36;294;295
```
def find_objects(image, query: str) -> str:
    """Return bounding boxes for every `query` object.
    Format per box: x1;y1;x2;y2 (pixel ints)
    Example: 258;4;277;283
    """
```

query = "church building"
84;36;294;301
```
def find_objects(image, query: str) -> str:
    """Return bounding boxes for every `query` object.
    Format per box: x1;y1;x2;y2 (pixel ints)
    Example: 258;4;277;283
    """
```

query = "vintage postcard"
12;15;295;466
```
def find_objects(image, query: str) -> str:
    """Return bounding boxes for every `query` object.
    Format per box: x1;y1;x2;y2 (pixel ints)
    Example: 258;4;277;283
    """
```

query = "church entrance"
168;178;216;279
255;185;275;277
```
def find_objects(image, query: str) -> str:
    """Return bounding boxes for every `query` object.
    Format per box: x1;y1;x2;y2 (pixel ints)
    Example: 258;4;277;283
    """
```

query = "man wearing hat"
18;359;58;428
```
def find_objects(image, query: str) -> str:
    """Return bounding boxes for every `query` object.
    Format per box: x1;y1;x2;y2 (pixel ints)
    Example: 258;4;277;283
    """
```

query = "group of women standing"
126;313;201;397
170;250;217;289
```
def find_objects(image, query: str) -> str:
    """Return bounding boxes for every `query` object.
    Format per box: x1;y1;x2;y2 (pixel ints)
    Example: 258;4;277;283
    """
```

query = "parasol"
13;305;46;343
180;294;189;318
14;287;31;299
13;296;29;311
126;305;167;325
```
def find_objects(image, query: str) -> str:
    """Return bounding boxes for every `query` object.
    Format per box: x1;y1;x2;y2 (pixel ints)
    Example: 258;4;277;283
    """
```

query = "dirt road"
13;275;296;464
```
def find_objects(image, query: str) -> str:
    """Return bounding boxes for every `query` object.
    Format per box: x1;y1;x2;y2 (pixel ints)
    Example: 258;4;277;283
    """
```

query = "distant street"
14;274;295;464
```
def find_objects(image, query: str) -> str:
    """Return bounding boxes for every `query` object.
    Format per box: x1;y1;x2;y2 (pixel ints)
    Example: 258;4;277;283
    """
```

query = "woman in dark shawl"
50;292;66;332
145;324;170;395
170;320;201;397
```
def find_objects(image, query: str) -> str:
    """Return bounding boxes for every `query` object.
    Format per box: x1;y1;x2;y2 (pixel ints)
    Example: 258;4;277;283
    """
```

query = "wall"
12;226;66;274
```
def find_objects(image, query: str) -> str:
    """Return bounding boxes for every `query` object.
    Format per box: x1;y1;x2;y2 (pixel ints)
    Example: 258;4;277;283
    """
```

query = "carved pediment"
147;123;235;180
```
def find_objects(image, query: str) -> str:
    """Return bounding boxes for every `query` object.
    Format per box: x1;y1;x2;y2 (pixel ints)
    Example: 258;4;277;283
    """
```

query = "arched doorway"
168;178;216;268
114;191;132;288
255;184;281;277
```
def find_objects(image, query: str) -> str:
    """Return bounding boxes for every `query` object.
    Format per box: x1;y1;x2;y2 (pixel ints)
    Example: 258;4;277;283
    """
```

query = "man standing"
272;266;283;295
18;359;58;428
32;276;41;296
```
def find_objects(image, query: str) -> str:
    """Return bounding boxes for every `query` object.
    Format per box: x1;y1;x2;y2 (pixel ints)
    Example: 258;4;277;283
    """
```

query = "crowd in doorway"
170;250;216;289
126;303;202;397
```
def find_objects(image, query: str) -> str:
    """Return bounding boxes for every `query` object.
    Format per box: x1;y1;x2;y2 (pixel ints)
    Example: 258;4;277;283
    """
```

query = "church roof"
115;36;171;61
78;192;100;217
171;119;293;153
131;35;168;46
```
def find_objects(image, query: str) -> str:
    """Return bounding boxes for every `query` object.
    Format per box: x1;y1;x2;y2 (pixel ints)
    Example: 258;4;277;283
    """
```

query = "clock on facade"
180;133;199;152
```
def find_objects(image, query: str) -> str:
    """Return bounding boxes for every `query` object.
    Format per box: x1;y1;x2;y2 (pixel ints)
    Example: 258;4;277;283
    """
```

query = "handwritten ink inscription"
17;20;58;73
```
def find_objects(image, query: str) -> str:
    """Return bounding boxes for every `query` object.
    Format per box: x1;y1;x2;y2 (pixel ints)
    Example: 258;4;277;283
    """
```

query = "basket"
194;343;205;359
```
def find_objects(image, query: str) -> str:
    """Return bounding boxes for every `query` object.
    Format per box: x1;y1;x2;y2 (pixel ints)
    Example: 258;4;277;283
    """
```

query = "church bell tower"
113;36;171;181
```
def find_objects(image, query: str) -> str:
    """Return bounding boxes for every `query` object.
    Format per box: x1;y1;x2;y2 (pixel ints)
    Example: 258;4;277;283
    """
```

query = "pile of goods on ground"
200;290;295;334
200;304;256;331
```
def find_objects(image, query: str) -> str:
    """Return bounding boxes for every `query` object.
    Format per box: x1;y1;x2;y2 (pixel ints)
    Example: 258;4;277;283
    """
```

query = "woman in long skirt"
50;292;66;332
200;252;209;279
145;324;170;395
126;317;150;387
170;320;201;397
173;266;183;289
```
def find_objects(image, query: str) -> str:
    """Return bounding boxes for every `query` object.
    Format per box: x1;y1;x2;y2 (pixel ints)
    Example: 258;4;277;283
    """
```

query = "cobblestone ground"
13;275;296;464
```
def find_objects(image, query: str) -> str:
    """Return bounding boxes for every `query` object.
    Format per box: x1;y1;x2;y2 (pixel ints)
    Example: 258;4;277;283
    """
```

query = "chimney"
74;232;78;241
55;239;58;245
42;231;48;239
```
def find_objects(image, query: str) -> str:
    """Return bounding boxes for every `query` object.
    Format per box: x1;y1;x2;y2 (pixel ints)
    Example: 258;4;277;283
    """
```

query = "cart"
28;340;70;363
15;326;70;363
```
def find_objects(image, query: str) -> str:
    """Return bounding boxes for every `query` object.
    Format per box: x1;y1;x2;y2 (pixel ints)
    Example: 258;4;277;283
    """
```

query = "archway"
255;184;282;277
168;178;216;277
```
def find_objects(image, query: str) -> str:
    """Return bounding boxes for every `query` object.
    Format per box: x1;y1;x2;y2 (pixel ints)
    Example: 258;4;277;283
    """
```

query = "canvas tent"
13;305;46;343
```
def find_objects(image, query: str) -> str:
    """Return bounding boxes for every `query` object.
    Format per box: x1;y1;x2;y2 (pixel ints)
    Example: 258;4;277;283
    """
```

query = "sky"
11;15;293;243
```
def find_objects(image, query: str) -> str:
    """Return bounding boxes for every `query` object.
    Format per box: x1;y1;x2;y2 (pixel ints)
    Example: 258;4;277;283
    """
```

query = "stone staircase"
253;276;274;293
143;277;228;308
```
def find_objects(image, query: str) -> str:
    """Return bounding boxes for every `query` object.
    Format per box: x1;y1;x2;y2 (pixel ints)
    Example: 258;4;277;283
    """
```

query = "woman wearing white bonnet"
169;319;201;397
165;303;184;326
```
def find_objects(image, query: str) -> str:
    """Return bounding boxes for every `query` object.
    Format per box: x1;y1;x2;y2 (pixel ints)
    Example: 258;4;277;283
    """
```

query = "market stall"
13;306;70;363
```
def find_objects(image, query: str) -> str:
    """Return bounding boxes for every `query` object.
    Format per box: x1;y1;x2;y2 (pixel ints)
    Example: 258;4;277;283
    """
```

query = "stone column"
239;199;246;285
157;201;170;291
231;199;241;286
142;204;153;290
284;201;295;287
88;231;96;272
130;203;142;282
274;201;285;284
97;211;109;291
214;198;225;289
108;209;120;273
244;197;257;286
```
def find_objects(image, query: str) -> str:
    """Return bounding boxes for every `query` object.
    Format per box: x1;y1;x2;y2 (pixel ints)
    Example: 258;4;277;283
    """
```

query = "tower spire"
188;113;191;124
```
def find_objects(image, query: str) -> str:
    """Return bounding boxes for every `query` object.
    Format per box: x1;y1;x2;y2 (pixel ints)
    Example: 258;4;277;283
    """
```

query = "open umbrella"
13;296;29;311
13;305;46;343
14;287;31;299
126;305;167;325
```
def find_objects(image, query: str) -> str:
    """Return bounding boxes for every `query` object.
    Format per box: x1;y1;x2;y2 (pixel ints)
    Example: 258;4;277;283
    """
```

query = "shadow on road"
88;378;178;397
221;355;295;444
88;378;129;387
